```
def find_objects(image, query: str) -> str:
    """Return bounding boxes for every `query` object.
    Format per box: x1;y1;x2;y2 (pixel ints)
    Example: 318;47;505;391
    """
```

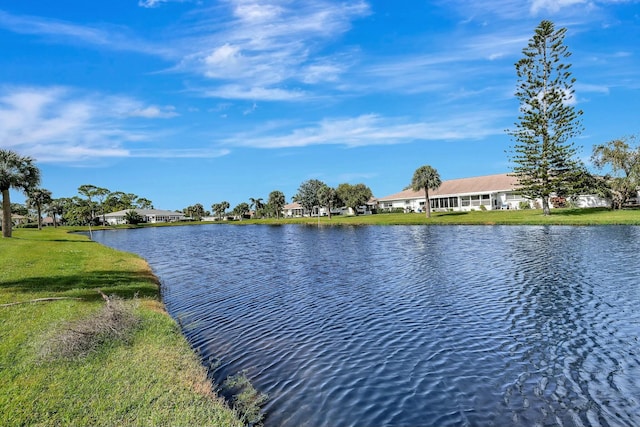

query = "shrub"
519;201;531;210
18;222;39;228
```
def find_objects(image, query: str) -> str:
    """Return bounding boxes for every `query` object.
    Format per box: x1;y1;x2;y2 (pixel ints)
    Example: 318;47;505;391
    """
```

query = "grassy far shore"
242;207;640;226
0;228;246;427
65;208;640;232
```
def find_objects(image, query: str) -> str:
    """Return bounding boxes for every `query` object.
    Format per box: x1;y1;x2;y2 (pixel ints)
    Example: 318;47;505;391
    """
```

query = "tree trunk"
2;189;12;238
542;197;551;215
37;205;43;230
425;189;431;218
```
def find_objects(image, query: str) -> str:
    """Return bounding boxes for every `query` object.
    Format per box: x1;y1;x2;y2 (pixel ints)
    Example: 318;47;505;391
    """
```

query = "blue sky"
1;0;639;211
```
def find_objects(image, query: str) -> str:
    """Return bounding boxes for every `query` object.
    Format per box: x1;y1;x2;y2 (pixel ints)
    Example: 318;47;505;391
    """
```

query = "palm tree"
410;165;442;218
220;201;230;219
249;197;264;218
1;149;41;237
124;209;143;225
46;198;65;228
26;188;52;230
267;190;286;219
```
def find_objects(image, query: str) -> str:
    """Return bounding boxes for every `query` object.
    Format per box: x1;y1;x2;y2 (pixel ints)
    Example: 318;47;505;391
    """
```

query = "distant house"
283;202;305;218
377;173;609;213
283;198;378;217
0;210;30;227
42;216;60;227
101;209;186;225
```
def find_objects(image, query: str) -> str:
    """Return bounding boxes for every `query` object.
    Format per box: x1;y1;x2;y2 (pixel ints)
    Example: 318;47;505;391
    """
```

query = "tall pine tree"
508;20;583;215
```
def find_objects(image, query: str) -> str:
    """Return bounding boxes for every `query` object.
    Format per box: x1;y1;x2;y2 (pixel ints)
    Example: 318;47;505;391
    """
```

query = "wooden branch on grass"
0;297;84;308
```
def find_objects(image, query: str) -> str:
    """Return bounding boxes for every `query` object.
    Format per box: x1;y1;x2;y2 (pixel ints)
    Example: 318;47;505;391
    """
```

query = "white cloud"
0;86;205;163
203;85;307;101
302;63;343;84
232;3;284;22
576;83;610;94
175;0;370;100
222;113;506;149
530;0;587;14
138;0;190;8
0;10;171;57
130;148;231;158
129;105;179;118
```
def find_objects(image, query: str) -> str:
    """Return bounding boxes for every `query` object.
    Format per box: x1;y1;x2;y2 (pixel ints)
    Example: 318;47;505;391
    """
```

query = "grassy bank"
0;228;245;426
241;207;640;226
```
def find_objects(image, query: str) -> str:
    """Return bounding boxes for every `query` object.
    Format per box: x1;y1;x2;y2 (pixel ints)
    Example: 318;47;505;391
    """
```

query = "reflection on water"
93;225;640;427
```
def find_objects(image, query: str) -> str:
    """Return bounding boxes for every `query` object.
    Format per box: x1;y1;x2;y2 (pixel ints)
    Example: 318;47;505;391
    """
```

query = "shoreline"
74;207;640;229
0;228;245;426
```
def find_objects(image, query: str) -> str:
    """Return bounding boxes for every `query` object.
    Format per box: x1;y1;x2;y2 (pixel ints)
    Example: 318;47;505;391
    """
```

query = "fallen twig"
0;297;84;308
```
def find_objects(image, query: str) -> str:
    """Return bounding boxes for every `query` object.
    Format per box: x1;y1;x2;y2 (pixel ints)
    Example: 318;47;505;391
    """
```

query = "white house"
283;202;305;218
101;209;186;225
283;198;378;217
377;173;609;213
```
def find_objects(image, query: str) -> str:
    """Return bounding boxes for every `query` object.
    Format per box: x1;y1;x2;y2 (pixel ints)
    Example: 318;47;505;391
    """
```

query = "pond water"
92;224;640;427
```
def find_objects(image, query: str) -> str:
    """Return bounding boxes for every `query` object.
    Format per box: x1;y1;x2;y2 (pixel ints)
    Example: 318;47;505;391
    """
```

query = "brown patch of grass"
39;296;140;361
140;299;167;314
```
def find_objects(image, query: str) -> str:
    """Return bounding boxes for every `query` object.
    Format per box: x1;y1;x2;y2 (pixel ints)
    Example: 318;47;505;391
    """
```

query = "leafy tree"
507;20;583;216
409;165;441;218
26;188;52;230
0;149;41;237
293;179;325;216
124;209;144;225
555;166;609;206
93;187;110;224
77;185;103;223
591;135;640;209
136;197;154;209
62;196;94;226
336;183;373;216
11;203;28;216
267;190;286;219
105;191;134;212
317;184;339;219
233;202;250;219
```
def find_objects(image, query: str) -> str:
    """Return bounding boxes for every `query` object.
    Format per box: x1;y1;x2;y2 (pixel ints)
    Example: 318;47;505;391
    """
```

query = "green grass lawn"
239;207;640;226
0;228;244;427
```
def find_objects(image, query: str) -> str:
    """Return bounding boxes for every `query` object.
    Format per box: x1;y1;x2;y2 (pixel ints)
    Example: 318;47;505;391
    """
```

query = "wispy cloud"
0;2;371;102
530;0;588;14
222;112;507;149
175;0;370;100
201;85;307;101
138;0;191;8
0;86;224;163
129;105;179;118
0;9;172;57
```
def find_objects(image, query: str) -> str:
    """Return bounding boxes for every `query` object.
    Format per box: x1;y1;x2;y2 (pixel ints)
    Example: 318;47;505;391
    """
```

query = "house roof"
378;173;520;201
283;202;302;210
0;210;28;220
103;209;185;217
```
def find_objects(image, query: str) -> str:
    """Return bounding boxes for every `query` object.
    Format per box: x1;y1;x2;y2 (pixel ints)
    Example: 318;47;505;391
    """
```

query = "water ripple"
91;224;640;427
